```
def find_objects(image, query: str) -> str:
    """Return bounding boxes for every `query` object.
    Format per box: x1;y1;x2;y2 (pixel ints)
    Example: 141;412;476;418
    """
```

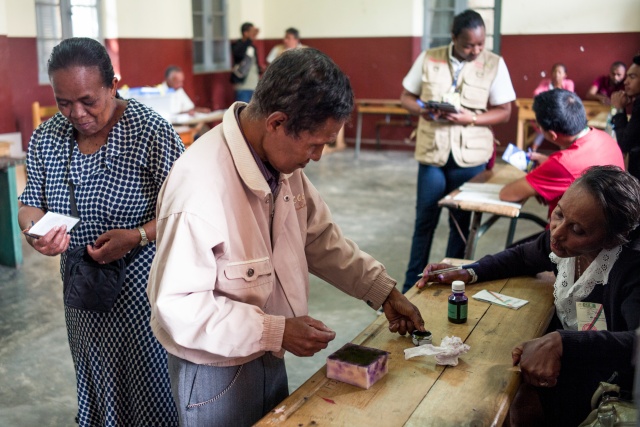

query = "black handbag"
62;140;141;313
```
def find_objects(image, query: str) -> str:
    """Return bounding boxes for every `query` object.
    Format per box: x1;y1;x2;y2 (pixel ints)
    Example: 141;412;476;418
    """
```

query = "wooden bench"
515;98;610;150
354;99;413;159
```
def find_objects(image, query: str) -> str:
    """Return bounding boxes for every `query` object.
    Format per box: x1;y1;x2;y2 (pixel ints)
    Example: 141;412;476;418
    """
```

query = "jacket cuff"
260;314;286;352
362;270;397;310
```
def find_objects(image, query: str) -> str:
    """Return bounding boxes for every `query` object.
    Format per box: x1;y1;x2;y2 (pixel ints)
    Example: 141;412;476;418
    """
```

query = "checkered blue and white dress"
20;99;184;426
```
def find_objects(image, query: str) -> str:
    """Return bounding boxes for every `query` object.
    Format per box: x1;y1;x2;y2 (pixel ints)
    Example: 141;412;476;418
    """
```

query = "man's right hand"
282;316;336;357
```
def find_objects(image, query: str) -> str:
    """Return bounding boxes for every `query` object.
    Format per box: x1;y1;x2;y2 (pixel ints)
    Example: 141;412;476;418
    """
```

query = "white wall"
260;0;423;39
0;0;7;35
5;0;36;37
501;0;640;34
228;0;265;39
113;0;192;38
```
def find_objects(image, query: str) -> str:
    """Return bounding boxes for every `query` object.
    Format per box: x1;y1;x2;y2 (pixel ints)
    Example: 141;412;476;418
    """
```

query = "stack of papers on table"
452;183;522;209
473;290;528;310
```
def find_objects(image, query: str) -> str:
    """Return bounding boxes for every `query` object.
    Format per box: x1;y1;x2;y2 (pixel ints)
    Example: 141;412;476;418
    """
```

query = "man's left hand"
382;288;425;335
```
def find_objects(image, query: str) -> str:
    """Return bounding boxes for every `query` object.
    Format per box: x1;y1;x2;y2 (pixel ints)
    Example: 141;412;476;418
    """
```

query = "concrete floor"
0;149;547;426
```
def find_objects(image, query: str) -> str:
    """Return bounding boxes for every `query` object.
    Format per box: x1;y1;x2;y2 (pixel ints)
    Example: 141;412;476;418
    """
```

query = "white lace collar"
549;245;622;330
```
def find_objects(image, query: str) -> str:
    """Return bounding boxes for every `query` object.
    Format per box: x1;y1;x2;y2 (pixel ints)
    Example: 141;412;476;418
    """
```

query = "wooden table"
354;99;412;159
438;164;547;259
0;157;26;267
255;265;555;426
170;109;225;127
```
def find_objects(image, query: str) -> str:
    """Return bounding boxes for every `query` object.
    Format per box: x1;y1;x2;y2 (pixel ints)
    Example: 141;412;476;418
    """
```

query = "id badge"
441;92;461;111
576;302;607;331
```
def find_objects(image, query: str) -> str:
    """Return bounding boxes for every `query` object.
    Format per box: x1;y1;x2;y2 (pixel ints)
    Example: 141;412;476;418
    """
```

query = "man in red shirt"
500;89;625;218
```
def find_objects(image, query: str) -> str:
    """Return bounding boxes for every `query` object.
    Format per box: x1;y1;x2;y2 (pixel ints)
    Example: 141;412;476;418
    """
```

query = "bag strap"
67;139;79;217
67;141;143;266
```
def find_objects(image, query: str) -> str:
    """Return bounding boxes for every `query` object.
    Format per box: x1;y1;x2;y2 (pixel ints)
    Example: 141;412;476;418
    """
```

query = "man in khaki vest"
401;9;516;293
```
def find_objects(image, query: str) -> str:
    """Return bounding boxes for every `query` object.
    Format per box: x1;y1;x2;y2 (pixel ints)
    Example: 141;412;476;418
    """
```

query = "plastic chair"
32;101;59;129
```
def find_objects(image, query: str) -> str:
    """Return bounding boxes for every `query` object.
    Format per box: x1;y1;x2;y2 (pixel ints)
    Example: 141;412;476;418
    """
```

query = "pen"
488;290;514;308
586;305;604;330
418;263;479;277
416;99;437;120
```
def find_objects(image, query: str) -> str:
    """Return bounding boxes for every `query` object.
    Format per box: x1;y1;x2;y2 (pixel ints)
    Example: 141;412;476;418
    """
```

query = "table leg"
355;111;363;160
464;211;483;260
0;165;23;267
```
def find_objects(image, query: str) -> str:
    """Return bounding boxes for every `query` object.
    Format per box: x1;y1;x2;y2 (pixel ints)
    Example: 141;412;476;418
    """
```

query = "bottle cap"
452;280;465;292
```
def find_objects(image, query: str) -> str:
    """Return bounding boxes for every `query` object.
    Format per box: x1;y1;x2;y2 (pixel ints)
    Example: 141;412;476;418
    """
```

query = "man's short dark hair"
611;61;627;70
285;27;299;39
246;48;354;137
533;89;587;136
241;22;253;35
632;56;640;67
452;9;485;37
164;65;181;80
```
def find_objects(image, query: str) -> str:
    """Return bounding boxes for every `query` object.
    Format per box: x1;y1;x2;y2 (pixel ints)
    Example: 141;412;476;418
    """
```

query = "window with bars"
192;0;230;73
422;0;500;53
35;0;102;84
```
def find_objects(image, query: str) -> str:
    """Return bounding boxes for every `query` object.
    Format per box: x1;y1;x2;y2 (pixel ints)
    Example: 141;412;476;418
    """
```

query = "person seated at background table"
147;48;425;427
419;165;640;427
500;89;624;222
584;61;626;105
611;54;640;182
161;65;211;138
266;27;305;65
530;63;575;150
533;63;574;96
399;9;516;293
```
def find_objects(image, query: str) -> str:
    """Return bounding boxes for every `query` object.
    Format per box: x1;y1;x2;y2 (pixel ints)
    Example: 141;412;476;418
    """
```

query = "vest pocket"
416;123;450;166
460;84;490;110
460;126;494;165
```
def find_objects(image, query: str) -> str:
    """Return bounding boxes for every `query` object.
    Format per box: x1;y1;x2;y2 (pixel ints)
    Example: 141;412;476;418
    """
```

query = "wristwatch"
470;114;477;126
137;226;149;247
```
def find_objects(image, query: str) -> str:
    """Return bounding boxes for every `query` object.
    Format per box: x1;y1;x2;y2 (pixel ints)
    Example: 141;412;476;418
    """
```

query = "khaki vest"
416;45;500;167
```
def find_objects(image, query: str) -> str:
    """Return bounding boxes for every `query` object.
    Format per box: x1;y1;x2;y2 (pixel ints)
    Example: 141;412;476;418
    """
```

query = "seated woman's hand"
416;263;472;288
512;332;562;388
86;228;141;264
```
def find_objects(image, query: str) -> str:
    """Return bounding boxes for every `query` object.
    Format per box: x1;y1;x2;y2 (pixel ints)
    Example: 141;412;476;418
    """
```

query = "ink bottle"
448;280;468;324
411;330;432;346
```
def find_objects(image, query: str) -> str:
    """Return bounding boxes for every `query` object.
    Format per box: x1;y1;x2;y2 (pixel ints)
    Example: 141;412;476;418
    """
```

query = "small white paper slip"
576;302;608;331
472;289;528;310
28;212;81;237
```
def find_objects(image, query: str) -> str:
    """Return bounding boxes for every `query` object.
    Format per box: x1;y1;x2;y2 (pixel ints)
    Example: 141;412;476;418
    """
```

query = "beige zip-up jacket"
148;104;396;366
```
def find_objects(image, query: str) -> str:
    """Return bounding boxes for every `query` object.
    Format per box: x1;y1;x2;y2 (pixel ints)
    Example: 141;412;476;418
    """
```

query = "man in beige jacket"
148;48;425;426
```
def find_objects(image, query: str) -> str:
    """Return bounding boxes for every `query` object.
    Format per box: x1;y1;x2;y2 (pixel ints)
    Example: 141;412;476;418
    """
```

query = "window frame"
422;0;501;54
35;0;103;85
192;0;230;74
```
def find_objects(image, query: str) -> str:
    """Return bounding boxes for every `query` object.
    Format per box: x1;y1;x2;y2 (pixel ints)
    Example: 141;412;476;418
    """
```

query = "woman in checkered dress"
18;38;183;426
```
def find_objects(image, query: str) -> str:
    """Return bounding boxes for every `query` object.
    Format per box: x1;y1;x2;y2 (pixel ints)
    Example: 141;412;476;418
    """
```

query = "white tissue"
404;336;470;366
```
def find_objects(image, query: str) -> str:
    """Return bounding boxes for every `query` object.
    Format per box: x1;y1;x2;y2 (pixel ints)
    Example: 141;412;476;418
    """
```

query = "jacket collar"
223;102;293;195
